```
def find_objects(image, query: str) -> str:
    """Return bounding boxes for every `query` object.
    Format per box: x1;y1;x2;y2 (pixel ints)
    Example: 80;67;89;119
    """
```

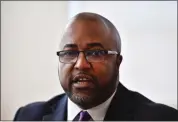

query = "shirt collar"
67;97;82;121
67;89;117;121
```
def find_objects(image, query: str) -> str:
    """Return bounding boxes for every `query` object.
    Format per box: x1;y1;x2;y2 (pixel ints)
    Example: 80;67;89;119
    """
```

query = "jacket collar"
104;83;136;120
42;94;68;121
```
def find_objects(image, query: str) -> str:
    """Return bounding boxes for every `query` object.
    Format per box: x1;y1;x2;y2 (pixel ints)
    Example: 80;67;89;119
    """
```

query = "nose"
74;52;91;70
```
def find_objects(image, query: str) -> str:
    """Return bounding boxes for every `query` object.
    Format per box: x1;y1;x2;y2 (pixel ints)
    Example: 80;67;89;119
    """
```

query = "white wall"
68;1;177;108
1;1;68;120
1;1;177;120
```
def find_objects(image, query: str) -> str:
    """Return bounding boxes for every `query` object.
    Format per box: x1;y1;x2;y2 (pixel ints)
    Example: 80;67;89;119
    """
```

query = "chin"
69;92;96;109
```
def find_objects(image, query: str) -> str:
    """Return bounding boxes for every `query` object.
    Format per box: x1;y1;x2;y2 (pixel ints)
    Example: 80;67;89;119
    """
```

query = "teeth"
79;78;89;81
76;81;87;84
75;78;90;83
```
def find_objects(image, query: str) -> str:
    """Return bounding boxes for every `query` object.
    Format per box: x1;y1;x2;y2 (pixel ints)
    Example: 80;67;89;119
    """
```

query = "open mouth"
72;74;95;88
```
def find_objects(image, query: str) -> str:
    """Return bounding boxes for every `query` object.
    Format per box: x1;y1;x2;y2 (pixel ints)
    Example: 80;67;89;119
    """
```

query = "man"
14;12;178;121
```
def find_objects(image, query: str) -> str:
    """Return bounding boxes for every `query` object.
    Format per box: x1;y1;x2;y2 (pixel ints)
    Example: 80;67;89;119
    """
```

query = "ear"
115;55;122;84
116;54;122;69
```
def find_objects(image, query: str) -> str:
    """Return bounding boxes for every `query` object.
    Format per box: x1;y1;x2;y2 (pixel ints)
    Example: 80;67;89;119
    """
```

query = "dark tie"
73;111;92;121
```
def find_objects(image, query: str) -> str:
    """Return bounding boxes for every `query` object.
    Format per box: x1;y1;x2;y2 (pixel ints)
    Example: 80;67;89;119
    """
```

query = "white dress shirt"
67;89;117;121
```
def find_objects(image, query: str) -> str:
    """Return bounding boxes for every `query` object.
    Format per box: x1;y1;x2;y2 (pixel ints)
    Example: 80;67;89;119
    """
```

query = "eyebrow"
87;43;104;48
63;44;78;49
63;43;104;49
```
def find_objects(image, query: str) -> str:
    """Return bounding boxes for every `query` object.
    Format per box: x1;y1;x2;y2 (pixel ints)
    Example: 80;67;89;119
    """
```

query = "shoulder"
112;83;178;120
14;93;67;121
135;101;178;120
131;91;178;120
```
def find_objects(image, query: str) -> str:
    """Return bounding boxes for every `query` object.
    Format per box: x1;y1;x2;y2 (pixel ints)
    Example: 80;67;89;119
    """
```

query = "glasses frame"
56;50;119;64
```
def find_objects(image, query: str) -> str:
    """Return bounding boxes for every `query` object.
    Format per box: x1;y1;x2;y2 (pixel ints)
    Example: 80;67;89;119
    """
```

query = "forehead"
59;19;114;50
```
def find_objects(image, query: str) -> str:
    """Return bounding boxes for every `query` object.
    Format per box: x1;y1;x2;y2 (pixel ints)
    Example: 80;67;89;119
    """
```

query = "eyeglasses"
56;50;118;64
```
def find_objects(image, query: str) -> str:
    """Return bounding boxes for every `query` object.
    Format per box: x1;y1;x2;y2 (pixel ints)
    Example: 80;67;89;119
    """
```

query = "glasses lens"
59;51;78;63
85;50;107;62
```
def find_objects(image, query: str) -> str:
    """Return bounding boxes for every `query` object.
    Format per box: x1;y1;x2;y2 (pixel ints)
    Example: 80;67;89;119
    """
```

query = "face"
58;19;122;109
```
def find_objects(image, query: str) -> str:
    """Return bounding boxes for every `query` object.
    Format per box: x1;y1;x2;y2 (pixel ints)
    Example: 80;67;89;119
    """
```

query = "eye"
60;51;78;57
86;50;106;56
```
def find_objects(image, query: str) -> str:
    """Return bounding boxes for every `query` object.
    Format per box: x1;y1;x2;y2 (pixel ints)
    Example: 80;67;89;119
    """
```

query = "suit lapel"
104;83;135;121
42;95;68;121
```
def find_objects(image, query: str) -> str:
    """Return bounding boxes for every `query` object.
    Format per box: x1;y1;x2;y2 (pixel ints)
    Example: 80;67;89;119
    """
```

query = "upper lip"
72;74;94;83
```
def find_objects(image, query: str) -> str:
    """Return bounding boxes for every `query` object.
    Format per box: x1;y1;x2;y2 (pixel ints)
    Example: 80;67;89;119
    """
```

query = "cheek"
93;61;116;86
59;64;73;89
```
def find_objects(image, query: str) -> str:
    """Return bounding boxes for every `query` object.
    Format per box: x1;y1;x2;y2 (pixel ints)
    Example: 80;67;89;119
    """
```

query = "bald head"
61;12;121;54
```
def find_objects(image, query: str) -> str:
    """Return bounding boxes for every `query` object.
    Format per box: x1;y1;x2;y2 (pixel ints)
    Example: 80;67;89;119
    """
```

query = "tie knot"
79;111;92;121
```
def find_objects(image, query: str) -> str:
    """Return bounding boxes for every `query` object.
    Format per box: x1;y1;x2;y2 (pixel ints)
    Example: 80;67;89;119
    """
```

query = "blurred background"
1;1;177;120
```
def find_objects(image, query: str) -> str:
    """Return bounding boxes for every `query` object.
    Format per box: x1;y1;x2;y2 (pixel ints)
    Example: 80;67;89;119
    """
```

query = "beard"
65;80;99;109
59;62;120;109
65;71;119;109
66;90;96;109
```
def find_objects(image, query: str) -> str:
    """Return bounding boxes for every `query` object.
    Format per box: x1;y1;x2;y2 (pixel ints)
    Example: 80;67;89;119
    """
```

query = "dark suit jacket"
14;83;178;121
